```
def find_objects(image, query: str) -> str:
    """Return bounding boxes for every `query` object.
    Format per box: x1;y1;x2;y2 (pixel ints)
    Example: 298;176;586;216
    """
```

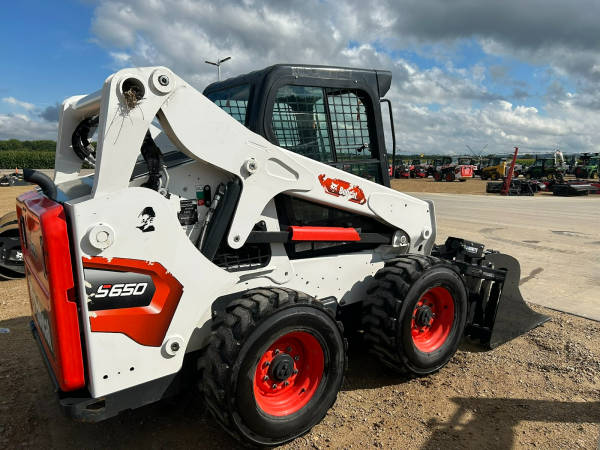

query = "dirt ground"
390;174;599;197
1;185;599;449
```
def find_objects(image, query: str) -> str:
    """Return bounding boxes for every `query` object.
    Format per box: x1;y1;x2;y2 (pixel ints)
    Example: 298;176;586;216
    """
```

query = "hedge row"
0;139;57;152
0;151;56;169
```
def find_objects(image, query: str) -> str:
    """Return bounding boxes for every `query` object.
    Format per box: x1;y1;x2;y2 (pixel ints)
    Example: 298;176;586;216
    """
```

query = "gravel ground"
0;185;599;449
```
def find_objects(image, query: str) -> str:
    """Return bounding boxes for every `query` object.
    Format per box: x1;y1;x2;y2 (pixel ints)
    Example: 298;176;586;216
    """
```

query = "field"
0;184;599;449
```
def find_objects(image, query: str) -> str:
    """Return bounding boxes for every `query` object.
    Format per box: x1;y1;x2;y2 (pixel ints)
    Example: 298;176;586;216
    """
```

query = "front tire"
362;256;468;376
434;172;443;182
199;288;347;447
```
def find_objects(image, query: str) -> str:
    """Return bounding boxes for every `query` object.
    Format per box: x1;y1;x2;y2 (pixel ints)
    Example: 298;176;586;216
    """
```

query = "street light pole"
205;56;232;81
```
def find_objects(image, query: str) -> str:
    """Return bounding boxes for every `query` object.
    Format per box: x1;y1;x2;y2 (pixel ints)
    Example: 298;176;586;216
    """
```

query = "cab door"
265;85;389;186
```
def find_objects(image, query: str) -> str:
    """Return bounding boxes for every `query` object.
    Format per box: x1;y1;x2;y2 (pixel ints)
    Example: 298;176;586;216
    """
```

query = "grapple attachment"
435;237;550;349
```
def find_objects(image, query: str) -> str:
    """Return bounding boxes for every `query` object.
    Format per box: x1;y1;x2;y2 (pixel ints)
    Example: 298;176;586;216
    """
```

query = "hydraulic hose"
71;116;99;167
23;169;57;201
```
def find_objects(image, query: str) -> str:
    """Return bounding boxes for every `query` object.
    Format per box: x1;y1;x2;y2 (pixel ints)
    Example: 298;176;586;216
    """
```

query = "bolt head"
158;75;169;86
233;235;240;242
271;383;277;389
170;342;180;352
264;361;270;367
284;381;289;387
286;347;292;352
274;349;280;355
432;313;436;318
293;369;298;375
263;375;269;381
294;355;299;361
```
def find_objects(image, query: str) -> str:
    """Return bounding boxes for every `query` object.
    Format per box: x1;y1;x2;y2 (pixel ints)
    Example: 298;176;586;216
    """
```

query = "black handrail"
380;99;396;171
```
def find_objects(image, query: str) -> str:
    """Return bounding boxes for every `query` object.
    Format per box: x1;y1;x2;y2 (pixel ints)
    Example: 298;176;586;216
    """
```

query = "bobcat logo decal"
318;174;366;205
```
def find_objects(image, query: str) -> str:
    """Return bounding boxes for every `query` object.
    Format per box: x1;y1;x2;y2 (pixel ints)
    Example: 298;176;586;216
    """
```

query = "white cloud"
0;114;58;140
3;0;596;153
2;97;36;111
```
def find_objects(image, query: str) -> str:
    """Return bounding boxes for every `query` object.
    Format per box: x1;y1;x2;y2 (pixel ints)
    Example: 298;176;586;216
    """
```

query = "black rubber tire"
198;288;347;447
490;172;499;181
0;213;24;281
362;255;468;376
480;172;488;180
434;172;443;182
446;172;456;182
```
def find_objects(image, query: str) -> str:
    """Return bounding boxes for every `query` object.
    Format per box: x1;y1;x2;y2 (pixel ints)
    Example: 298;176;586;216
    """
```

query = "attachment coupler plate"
466;253;550;349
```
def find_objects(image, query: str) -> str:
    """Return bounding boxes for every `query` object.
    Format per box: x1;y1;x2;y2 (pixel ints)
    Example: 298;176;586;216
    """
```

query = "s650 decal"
84;269;156;311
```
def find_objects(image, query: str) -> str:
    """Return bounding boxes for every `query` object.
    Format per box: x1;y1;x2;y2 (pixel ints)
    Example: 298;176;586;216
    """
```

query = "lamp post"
205;57;231;81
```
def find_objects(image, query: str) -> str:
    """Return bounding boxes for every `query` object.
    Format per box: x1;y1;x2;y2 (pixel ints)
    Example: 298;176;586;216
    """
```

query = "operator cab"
203;64;393;187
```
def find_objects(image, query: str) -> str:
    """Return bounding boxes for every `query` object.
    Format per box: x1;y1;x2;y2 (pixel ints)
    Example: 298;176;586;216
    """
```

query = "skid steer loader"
17;64;548;447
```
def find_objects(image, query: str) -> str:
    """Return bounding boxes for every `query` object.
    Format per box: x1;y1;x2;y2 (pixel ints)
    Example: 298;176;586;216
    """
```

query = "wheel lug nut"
263;375;269;381
293;369;298;374
264;361;270;367
294;355;299;361
431;314;435;318
412;316;416;320
286;347;292;352
284;381;289;386
274;349;280;355
420;328;424;333
271;383;277;389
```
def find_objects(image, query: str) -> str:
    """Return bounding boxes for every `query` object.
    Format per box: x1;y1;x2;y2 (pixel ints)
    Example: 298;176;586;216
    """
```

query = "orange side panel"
83;257;183;347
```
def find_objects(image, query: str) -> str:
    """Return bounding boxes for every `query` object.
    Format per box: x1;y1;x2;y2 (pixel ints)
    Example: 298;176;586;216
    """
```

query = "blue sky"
0;1;113;116
1;0;599;155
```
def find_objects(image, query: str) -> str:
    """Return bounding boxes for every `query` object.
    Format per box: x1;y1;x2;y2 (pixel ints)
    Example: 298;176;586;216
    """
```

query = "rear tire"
0;212;24;281
362;256;467;376
490;172;499;181
199;288;347;447
434;172;443;182
446;172;456;182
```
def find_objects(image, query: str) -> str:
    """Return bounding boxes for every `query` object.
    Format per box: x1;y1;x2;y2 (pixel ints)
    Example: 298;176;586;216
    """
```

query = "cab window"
271;86;332;162
206;84;251;125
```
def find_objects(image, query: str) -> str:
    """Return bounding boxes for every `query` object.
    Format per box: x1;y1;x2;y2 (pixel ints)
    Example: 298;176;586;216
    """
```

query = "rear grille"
212;242;271;272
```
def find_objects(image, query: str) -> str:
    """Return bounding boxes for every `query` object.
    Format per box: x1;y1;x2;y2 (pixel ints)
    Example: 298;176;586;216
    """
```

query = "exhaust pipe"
23;169;57;201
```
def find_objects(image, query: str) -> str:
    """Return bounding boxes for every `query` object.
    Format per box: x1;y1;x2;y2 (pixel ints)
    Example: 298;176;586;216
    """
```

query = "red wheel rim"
253;331;324;416
411;286;455;353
